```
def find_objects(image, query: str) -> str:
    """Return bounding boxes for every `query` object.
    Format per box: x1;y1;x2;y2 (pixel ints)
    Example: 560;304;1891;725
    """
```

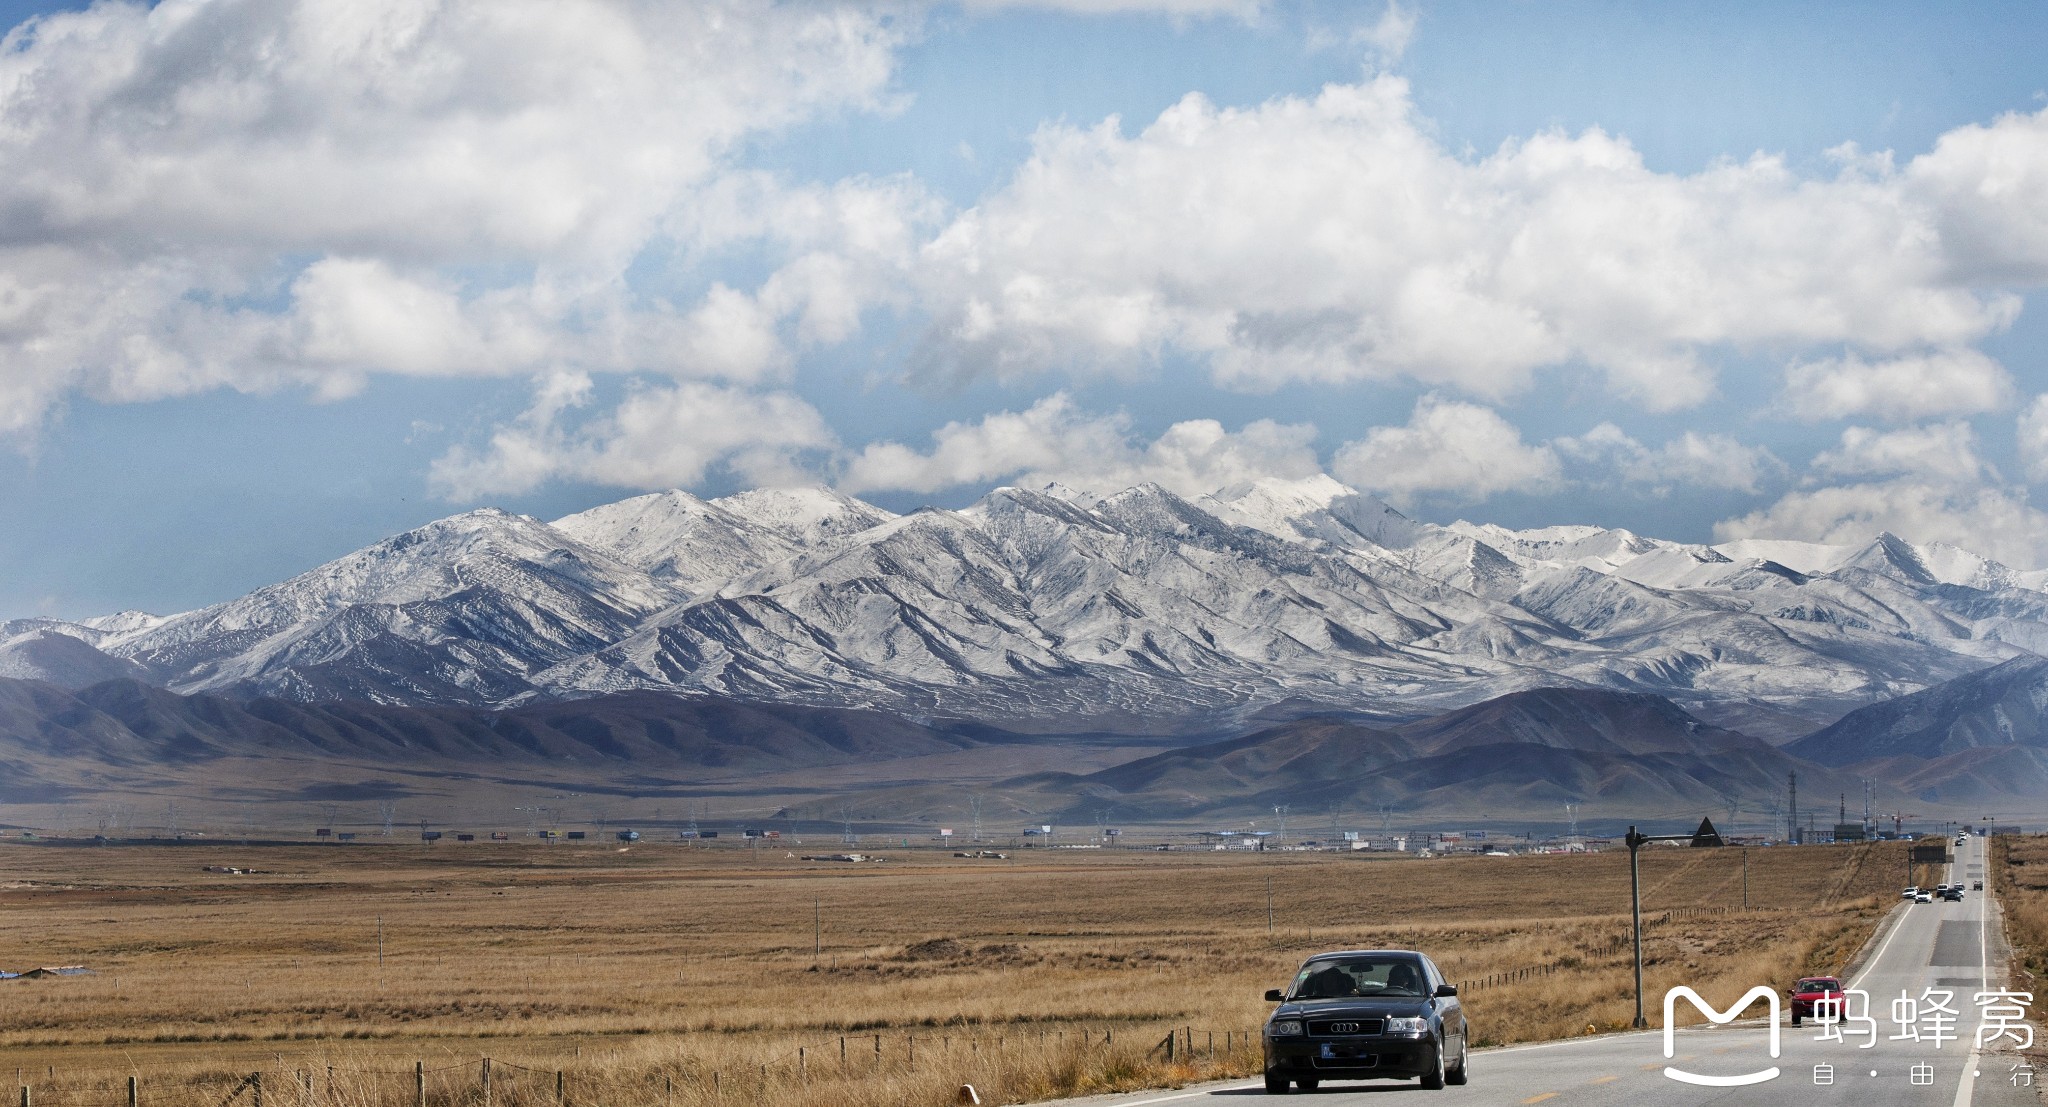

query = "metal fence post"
128;1076;138;1107
414;1062;424;1107
554;1071;564;1107
481;1058;490;1107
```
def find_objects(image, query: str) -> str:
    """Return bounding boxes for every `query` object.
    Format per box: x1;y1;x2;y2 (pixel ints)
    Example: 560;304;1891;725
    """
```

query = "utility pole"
1741;848;1748;909
1624;824;1704;1028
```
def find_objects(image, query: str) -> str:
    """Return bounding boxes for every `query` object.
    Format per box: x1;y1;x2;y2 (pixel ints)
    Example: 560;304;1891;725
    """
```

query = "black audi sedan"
1261;949;1468;1093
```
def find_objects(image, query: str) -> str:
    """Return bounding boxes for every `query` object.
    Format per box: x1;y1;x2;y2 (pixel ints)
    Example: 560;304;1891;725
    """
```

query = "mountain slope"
16;475;2048;727
1787;656;2048;765
1004;687;1874;821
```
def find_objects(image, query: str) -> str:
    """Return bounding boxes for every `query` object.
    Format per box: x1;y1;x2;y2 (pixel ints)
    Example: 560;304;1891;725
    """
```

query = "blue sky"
3;0;2047;619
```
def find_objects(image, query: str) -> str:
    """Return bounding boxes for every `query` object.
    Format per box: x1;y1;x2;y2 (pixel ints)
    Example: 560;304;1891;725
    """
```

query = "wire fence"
1453;904;1742;995
9;1024;1263;1107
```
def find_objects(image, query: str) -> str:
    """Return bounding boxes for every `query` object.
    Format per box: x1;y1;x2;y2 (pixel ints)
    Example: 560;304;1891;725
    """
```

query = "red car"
1789;976;1844;1025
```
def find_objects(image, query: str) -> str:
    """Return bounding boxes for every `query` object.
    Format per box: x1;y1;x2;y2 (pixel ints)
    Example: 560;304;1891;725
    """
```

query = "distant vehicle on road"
1974;880;1985;890
1941;886;1964;901
1902;886;1920;899
1914;890;1934;903
1261;950;1467;1093
1788;976;1844;1026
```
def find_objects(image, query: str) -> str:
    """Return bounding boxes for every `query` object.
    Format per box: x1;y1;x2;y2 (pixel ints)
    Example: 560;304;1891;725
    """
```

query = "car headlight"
1383;1017;1428;1035
1267;1020;1303;1037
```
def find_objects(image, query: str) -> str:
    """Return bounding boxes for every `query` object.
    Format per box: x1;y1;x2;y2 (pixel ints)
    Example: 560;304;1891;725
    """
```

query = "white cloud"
1330;396;1560;506
1554;423;1780;493
1782;348;2012;422
914;77;2040;409
1358;2;1416;65
956;0;1263;17
1909;106;2048;284
2021;396;2048;482
1812;422;1988;483
428;375;836;499
1716;420;2048;568
1714;479;2048;570
0;0;914;433
839;392;1320;497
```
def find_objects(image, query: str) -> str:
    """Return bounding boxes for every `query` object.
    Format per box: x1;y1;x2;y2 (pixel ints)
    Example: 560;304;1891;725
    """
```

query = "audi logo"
1331;1022;1359;1034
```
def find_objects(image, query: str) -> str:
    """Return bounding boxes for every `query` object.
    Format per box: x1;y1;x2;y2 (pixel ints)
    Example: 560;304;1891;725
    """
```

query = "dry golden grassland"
0;839;1900;1106
1992;834;2048;1082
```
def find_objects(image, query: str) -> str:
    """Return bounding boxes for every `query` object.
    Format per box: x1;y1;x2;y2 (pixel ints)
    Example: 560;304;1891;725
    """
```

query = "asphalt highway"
1045;836;2042;1106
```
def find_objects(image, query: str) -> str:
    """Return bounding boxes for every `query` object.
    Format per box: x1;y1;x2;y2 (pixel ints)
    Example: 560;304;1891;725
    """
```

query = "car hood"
1271;998;1432;1020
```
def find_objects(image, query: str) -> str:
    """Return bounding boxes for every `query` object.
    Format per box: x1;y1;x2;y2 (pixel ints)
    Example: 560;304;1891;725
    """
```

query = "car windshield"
1289;958;1427;999
1801;979;1840;991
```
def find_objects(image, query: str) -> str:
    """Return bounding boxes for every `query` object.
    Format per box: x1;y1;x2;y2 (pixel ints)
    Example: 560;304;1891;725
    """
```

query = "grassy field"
0;839;1900;1106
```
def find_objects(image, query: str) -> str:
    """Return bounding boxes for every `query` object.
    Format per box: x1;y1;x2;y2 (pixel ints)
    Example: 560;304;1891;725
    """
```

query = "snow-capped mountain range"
7;476;2047;734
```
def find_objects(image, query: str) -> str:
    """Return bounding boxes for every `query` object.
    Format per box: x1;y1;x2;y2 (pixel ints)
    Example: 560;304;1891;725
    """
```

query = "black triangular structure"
1690;817;1723;847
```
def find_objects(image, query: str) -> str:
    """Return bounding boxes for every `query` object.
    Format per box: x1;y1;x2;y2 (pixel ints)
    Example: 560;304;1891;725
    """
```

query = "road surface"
1045;836;2042;1106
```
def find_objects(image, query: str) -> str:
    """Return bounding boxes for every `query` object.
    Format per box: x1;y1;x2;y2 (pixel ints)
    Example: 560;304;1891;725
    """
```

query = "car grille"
1308;1018;1385;1036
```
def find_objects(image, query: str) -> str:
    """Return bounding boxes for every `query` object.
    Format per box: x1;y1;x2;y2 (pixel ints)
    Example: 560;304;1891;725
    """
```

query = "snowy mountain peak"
711;486;896;547
553;489;795;592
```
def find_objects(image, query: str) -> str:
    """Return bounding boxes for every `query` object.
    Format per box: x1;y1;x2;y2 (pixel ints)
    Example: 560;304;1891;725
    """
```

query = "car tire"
1296;1079;1319;1090
1264;1072;1289;1095
1446;1033;1469;1085
1420;1037;1447;1090
1792;1012;1802;1026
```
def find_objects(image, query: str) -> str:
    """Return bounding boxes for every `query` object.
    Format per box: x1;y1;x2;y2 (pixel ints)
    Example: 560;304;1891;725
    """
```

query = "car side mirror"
1435;984;1458;998
1265;989;1285;1002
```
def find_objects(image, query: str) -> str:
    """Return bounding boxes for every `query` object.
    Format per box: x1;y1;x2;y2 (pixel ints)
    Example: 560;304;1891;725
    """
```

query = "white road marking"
1950;836;1991;1107
1090;1084;1260;1105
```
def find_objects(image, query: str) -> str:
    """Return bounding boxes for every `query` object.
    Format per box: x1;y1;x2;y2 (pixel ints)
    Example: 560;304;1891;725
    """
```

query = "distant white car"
1914;891;1934;903
1903;886;1921;899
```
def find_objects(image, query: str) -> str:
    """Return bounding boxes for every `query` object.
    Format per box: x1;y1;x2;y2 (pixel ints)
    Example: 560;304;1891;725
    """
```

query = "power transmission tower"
1564;803;1580;839
1788;772;1798;844
1274;805;1289;844
379;801;396;837
969;794;984;843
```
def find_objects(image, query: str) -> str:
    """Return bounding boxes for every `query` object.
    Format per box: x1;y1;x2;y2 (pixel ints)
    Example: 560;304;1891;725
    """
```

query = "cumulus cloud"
1909;107;2048;284
1553;423;1780;493
2021;396;2048;482
839;392;1320;497
1812;422;1989;483
914;76;2040;409
1714;480;2048;570
1716;420;2048;568
428;375;836;499
1782;348;2012;422
0;0;914;433
956;0;1264;17
1330;396;1560;506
